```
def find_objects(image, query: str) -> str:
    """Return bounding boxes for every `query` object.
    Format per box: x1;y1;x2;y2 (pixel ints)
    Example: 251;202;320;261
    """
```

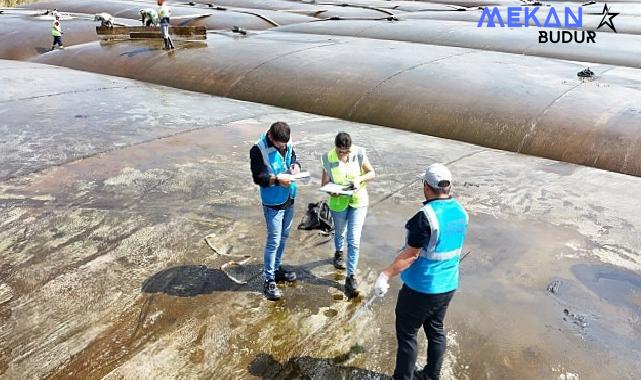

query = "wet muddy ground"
1;61;641;379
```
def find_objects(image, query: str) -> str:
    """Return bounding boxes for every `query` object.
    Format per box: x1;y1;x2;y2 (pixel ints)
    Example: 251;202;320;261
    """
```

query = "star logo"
597;4;619;33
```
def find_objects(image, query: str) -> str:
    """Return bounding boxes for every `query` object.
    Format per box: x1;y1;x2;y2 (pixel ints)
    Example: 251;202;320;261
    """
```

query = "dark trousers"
393;285;455;380
52;35;63;47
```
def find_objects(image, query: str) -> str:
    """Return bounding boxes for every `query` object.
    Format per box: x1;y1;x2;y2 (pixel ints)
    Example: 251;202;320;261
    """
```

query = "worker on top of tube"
50;11;63;50
140;8;159;27
157;0;174;50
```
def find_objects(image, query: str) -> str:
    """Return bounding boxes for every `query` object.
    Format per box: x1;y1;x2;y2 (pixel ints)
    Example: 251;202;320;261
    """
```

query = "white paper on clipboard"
277;172;311;181
319;183;354;196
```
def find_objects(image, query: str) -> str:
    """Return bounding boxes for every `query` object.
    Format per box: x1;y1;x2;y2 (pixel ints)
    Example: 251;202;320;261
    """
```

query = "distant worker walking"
139;8;159;27
250;122;300;301
157;0;174;50
50;11;63;50
321;132;375;298
374;163;469;380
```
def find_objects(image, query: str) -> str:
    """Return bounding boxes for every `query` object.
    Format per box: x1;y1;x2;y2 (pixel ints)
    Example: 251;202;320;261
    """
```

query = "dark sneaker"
413;368;429;380
263;280;281;301
345;275;359;298
275;267;296;283
333;251;346;270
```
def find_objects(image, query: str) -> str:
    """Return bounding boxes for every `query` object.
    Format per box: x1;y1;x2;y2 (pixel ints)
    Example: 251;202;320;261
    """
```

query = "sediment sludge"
3;0;639;176
28;32;641;177
2;0;641;379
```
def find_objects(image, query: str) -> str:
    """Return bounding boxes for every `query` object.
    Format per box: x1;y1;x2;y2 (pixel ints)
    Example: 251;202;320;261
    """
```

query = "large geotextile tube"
26;0;397;22
410;0;519;7
289;0;468;12
32;32;641;176
187;0;470;13
24;0;314;29
401;9;641;35
582;2;641;16
274;19;641;68
0;12;133;60
188;0;400;18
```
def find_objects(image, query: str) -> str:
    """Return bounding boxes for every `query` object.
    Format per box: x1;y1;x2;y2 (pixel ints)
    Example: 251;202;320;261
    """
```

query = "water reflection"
248;350;390;380
142;259;342;297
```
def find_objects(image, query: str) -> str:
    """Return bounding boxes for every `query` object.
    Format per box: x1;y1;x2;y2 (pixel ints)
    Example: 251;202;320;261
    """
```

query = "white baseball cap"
420;163;452;189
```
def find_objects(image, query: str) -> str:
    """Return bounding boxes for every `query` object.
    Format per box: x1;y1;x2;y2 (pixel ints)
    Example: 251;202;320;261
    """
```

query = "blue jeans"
331;206;368;276
262;204;295;281
160;18;170;38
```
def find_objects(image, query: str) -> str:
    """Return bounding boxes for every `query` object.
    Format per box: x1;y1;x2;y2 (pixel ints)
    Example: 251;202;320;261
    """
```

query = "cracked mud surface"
1;61;641;379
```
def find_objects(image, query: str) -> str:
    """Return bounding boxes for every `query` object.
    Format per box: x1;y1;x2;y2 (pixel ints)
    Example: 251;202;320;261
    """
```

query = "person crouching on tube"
321;132;375;298
140;8;159;27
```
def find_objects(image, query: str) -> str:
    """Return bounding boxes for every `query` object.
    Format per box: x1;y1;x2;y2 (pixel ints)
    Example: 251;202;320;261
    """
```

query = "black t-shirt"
404;199;452;248
405;211;431;249
249;137;300;210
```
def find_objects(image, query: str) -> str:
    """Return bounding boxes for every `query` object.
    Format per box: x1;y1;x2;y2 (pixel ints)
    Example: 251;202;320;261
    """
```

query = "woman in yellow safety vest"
321;132;375;298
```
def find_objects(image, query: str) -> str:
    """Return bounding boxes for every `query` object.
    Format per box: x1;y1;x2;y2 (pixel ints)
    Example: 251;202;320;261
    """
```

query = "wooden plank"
129;32;163;39
96;26;156;35
171;26;207;36
97;26;206;38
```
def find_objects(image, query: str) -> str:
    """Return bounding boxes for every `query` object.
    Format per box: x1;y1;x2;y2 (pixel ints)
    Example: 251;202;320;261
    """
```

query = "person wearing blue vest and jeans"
250;122;300;301
374;163;468;380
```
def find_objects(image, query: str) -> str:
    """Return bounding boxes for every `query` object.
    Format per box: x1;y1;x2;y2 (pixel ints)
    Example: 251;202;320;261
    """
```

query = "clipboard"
277;172;311;182
319;183;355;196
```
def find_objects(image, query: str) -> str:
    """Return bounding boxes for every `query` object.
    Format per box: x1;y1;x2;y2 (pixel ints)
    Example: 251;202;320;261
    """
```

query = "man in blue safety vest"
374;163;469;380
250;122;300;301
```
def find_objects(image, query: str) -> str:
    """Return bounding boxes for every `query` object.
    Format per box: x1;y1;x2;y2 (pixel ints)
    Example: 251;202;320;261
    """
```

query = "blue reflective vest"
401;199;468;294
255;134;297;206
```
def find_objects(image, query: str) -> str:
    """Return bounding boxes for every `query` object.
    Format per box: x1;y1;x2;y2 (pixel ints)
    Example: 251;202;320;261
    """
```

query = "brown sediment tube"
192;0;467;13
23;0;315;29
582;2;641;17
274;19;641;68
0;12;135;60
305;0;468;12
189;0;399;18
406;0;516;6
31;32;641;176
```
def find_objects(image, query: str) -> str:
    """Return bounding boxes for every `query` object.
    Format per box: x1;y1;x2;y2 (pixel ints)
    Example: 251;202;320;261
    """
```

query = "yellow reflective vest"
321;146;369;212
157;5;171;20
51;21;62;37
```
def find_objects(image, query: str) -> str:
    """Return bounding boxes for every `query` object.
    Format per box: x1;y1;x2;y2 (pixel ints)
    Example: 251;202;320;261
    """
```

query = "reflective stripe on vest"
51;21;61;37
321;147;368;212
143;9;158;22
256;134;297;206
400;199;468;294
157;5;171;19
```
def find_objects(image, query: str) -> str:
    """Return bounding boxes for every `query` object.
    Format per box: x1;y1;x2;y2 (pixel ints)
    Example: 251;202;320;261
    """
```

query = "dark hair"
334;132;352;149
269;122;290;143
425;181;451;195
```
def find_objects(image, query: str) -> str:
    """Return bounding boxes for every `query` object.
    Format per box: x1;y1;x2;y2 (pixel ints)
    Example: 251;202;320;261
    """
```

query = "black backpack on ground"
298;201;334;233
